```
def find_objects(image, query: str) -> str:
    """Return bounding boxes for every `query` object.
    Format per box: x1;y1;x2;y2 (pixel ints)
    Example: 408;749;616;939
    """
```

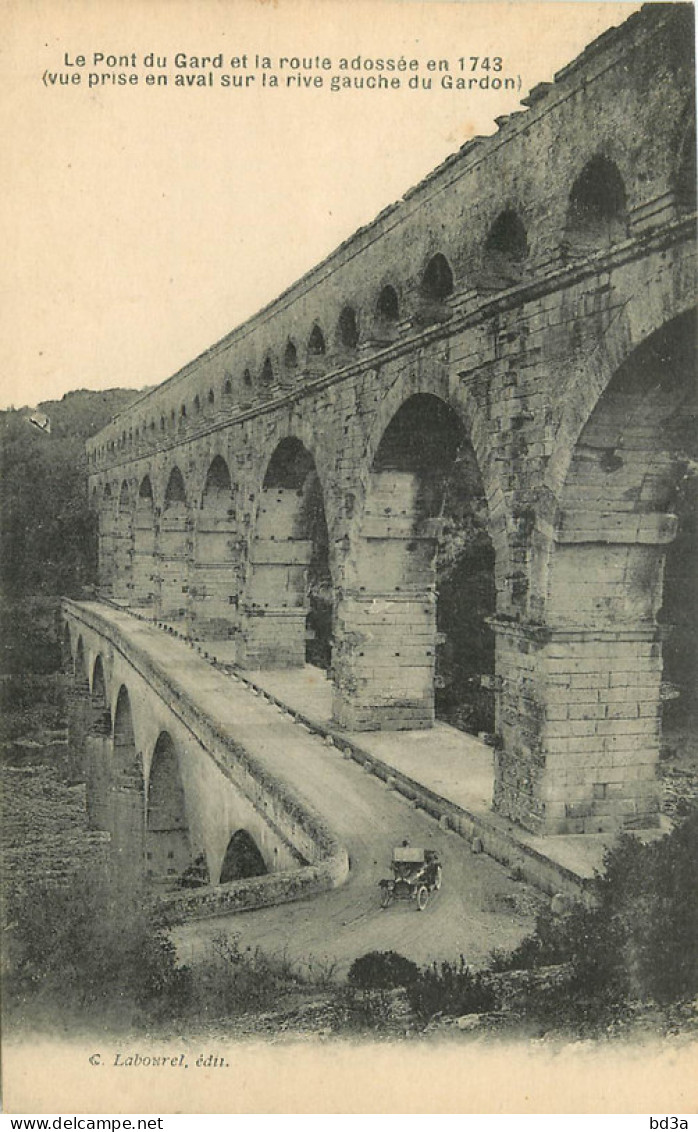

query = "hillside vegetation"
0;388;140;604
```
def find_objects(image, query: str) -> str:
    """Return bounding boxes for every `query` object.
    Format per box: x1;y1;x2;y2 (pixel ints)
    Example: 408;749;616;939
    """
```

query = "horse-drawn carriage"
379;845;442;911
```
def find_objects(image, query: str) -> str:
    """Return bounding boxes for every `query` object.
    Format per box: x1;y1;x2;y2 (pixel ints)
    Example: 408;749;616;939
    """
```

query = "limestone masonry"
82;4;697;839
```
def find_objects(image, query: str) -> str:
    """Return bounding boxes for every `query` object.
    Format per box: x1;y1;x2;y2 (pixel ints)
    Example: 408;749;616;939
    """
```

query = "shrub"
488;807;698;1017
347;950;420;990
345;950;498;1025
190;933;304;1018
406;956;497;1021
3;869;191;1024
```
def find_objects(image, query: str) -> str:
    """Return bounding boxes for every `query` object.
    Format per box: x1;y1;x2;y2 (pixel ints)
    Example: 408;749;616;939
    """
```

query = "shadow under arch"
482;208;529;288
242;437;332;670
334;392;495;736
191;455;238;640
84;654;112;831
219;828;268;884
159;466;189;622
99;483;115;596
111;685;145;888
564;154;628;256
146;731;199;889
132;475;156;607
113;481;133;602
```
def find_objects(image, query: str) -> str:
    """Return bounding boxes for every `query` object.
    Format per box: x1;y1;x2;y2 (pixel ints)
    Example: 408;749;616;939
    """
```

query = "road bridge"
62;599;551;966
80;4;696;862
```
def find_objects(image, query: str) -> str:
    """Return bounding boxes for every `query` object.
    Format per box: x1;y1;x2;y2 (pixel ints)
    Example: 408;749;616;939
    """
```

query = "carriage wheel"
380;887;392;909
416;885;429;911
434;867;442;891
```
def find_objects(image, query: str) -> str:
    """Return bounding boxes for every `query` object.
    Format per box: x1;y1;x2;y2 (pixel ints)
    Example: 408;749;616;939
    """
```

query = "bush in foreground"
490;807;698;1024
347;950;495;1023
4;870;191;1027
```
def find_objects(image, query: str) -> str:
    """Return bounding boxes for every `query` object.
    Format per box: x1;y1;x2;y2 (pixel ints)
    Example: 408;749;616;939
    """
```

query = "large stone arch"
158;466;190;622
545;286;697;509
495;307;697;837
241;436;332;669
544;311;694;831
333;390;497;734
346;359;509;584
98;483;115;596
146;731;198;889
132;475;156;607
112;480;133;602
532;277;698;615
190;455;238;641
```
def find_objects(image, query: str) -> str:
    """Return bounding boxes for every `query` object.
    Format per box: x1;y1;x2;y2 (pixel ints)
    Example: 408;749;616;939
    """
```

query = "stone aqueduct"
74;4;696;852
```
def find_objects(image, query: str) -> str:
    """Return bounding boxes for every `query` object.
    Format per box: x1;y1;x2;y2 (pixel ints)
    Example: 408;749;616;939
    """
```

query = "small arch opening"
566;155;627;250
164;467;187;508
202;455;232;503
483;209;528;284
421;253;454;301
377;284;399;323
261;356;274;385
308;324;326;358
338;305;359;350
284;340;298;371
138;475;153;502
219;829;268;883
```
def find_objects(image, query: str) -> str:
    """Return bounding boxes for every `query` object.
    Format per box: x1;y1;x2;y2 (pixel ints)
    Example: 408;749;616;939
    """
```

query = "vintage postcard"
1;0;696;1115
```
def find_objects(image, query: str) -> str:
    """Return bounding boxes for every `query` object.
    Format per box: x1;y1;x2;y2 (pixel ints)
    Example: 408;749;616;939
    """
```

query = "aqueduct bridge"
65;5;696;906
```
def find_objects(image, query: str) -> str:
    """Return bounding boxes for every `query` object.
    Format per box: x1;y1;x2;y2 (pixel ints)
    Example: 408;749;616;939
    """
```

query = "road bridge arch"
146;731;195;888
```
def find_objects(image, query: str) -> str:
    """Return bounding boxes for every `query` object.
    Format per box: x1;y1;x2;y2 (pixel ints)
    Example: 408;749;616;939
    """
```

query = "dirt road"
172;727;541;978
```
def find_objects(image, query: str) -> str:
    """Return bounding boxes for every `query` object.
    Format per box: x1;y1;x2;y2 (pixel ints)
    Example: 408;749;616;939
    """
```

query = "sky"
2;0;644;410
